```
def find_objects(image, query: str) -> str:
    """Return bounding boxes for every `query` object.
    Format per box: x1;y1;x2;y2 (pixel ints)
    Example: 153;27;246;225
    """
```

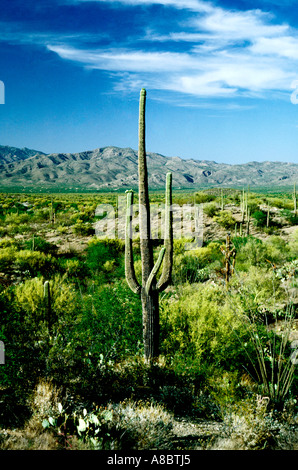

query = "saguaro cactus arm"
145;247;166;295
125;190;141;294
157;172;173;292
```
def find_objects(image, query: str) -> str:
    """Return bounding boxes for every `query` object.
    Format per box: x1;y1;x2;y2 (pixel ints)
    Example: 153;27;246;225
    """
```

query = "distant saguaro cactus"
246;208;250;236
125;88;173;362
293;183;297;216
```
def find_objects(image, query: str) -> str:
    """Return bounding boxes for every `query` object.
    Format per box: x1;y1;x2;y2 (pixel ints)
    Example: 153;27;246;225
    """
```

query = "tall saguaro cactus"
125;88;173;362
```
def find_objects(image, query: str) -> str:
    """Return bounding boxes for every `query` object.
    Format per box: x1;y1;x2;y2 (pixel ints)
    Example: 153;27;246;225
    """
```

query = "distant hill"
0;145;297;190
0;146;46;164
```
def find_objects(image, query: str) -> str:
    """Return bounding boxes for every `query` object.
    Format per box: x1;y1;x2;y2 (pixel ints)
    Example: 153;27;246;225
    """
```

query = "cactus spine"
125;88;173;362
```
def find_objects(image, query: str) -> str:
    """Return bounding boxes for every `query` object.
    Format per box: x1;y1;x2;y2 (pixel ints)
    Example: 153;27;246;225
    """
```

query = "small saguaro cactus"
293;183;297;216
220;232;236;286
246;208;250;236
125;88;173;362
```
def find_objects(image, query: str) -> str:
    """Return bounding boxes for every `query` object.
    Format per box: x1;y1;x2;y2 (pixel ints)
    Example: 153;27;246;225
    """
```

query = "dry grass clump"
209;395;298;450
105;399;176;450
0;424;59;450
29;378;62;421
1;383;176;450
0;378;63;450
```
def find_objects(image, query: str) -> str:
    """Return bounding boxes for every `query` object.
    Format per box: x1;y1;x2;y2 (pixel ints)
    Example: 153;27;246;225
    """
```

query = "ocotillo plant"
125;88;173;362
220;232;236;286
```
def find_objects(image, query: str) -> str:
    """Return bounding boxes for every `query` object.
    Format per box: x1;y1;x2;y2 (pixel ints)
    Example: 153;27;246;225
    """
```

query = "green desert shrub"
160;282;253;373
228;265;285;321
43;280;142;396
289;228;298;259
247;201;260;215
61;258;89;278
14;275;77;321
6;223;32;236
23;236;58;255
0;246;59;276
235;236;292;271
77;280;142;360
264;236;291;265
268;197;293;210
0;246;18;271
5;212;30;225
203;202;219;218
213;210;236;229
31;208;51;223
73;221;94;236
195;192;216;204
280;209;298;226
172;242;222;284
14;250;58;277
235;237;270;269
86;238;124;276
252;210;267;227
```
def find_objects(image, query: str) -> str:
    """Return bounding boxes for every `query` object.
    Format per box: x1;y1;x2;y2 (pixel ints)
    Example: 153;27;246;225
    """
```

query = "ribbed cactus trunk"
125;88;173;363
138;89;158;359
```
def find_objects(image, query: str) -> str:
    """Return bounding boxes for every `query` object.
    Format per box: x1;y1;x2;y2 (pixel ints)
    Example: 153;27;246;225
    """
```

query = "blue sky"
1;0;298;163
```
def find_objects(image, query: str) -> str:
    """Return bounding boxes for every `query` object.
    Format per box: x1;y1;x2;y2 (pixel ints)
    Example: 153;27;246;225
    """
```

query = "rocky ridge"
0;145;297;190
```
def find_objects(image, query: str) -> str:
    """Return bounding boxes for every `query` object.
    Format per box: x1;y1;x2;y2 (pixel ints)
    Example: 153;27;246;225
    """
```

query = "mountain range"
0;145;297;190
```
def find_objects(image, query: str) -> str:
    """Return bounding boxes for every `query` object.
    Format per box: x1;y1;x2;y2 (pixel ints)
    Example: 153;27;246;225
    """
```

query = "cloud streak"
3;0;298;104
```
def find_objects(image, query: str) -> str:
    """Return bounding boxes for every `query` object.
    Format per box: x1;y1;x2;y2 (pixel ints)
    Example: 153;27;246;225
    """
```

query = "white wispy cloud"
47;46;195;72
250;36;298;59
4;0;298;104
191;7;289;39
70;0;214;13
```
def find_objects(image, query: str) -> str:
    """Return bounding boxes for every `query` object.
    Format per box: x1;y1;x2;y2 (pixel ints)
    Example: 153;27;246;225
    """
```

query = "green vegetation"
0;183;297;450
0;91;297;449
